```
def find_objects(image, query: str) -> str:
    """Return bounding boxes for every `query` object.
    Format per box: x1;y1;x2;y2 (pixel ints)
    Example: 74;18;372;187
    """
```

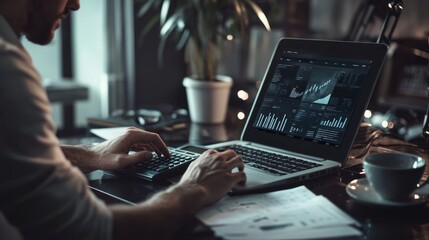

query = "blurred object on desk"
88;108;190;144
375;38;429;111
348;124;429;168
88;106;245;145
367;37;429;142
88;108;188;131
364;107;424;142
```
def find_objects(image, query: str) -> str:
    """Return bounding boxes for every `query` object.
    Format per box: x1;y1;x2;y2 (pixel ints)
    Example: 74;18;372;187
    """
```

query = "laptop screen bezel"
241;38;388;164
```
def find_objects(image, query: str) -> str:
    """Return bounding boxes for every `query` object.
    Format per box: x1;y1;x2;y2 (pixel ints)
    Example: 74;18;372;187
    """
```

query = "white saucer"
346;178;429;207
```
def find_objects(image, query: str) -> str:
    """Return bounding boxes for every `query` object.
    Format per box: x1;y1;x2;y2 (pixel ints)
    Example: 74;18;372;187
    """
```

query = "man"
0;0;246;239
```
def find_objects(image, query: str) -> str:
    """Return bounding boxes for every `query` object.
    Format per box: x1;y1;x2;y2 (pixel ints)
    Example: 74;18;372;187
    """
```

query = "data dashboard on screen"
251;50;372;147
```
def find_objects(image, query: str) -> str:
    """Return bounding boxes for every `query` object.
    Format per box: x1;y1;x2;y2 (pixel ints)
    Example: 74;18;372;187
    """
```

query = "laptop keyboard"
116;144;323;181
117;147;200;181
216;145;322;176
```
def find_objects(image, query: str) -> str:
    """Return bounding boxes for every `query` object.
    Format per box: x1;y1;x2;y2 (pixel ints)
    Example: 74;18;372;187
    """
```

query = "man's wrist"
61;144;97;173
166;183;207;215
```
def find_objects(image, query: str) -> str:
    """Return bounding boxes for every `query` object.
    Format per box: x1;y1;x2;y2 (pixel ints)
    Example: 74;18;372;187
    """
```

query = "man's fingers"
121;151;153;167
132;143;153;152
148;142;162;158
132;143;168;159
217;149;237;160
126;128;170;158
225;156;246;185
202;149;218;156
225;156;245;172
230;171;247;185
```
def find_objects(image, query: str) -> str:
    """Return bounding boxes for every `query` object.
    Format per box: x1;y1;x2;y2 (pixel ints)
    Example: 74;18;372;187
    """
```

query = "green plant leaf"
232;0;249;40
137;0;157;17
137;15;160;47
157;33;168;67
160;0;171;26
176;29;190;50
244;0;271;31
160;9;183;37
136;0;275;80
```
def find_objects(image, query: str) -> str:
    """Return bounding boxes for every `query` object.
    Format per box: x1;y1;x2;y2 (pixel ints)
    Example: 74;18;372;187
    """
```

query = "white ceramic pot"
183;75;233;124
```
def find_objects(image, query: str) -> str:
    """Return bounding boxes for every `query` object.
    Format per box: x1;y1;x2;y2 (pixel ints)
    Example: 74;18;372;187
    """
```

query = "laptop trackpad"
232;168;278;192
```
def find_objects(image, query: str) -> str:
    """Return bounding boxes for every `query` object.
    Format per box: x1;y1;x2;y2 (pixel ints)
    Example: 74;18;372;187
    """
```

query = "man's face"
23;0;80;45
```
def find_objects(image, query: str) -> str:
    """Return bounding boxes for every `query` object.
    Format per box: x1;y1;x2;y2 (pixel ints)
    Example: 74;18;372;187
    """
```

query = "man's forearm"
61;144;97;173
110;183;207;240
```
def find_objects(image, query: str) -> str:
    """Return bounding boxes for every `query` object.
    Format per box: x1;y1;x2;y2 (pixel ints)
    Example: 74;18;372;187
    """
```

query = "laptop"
109;37;387;194
204;38;388;193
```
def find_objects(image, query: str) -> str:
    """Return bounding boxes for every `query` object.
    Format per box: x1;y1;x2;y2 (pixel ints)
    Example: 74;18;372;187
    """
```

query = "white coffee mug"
363;152;426;201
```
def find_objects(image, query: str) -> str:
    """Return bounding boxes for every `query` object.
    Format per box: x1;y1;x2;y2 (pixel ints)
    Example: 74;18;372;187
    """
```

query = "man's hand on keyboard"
179;149;247;206
84;127;170;172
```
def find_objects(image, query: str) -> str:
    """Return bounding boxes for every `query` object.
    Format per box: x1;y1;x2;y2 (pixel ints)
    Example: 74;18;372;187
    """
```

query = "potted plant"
137;0;274;124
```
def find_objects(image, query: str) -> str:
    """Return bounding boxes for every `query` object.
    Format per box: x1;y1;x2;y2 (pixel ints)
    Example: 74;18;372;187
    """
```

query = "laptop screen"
251;50;372;147
242;38;387;163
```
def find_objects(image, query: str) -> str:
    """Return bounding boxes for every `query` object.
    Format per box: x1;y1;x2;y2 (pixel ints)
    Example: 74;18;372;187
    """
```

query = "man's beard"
23;1;56;45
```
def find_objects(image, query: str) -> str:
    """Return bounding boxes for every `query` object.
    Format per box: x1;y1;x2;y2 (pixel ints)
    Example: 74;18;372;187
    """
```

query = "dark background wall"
133;5;187;111
130;0;429;112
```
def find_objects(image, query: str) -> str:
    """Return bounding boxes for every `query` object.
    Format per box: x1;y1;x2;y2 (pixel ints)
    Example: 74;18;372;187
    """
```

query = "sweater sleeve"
0;36;112;240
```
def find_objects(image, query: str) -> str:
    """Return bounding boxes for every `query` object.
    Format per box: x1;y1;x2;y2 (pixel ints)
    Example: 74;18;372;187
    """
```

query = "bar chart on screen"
255;112;288;132
320;117;348;129
289;126;304;133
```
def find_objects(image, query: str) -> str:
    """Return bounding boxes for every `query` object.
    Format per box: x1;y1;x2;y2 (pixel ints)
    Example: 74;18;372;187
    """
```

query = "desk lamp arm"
376;0;404;44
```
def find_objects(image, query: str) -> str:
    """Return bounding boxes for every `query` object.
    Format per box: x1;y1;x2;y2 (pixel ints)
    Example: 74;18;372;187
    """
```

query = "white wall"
73;0;107;127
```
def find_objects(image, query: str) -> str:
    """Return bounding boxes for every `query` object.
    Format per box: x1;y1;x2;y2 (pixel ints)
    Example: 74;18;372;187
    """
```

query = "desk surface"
85;124;429;240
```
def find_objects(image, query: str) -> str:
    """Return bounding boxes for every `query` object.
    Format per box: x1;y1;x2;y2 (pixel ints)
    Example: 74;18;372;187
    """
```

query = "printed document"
197;186;361;240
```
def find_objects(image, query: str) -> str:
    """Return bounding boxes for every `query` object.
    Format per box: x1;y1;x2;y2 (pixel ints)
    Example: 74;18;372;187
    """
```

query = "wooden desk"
86;126;429;239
